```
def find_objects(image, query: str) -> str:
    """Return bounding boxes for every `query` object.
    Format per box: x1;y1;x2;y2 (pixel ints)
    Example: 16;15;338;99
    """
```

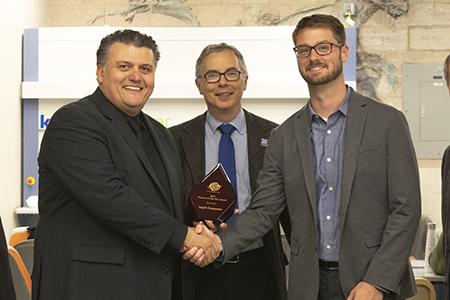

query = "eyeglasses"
200;68;242;83
293;43;342;58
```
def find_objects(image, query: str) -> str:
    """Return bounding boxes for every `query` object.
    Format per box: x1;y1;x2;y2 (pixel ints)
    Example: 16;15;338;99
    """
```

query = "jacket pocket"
365;230;383;248
72;245;125;265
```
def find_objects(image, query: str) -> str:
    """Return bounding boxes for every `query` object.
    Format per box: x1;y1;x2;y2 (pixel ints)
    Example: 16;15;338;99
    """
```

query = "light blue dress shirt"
205;109;263;250
309;87;350;262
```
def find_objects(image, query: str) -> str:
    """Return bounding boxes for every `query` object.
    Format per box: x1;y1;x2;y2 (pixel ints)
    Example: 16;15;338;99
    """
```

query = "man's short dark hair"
444;54;450;85
96;29;160;66
292;14;346;46
195;43;248;78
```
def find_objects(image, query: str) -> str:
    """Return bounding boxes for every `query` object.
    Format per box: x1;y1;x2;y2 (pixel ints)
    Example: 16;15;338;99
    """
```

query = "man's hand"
347;281;383;300
182;224;222;267
194;209;240;231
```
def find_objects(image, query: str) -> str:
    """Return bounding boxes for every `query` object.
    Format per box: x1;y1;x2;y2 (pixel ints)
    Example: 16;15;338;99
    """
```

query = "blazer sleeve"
39;104;187;254
219;126;287;260
362;110;421;292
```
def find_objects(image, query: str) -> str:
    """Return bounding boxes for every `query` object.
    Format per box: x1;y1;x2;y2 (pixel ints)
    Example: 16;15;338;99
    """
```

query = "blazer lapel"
245;110;265;192
294;106;318;227
91;88;170;204
142;117;176;208
339;91;368;232
181;114;206;185
112;117;161;185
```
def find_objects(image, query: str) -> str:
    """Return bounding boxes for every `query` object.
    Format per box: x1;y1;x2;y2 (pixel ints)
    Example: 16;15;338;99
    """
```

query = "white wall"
0;0;46;238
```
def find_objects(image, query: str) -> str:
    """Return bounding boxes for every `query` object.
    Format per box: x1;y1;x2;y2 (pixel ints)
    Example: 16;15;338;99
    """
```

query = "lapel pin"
260;138;268;147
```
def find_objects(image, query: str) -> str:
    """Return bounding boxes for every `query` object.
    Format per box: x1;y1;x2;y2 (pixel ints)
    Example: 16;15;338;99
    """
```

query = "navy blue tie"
218;124;237;194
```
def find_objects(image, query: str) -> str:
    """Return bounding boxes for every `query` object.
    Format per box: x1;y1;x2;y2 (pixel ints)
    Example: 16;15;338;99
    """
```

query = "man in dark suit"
170;43;289;300
210;14;421;300
0;217;16;300
32;29;221;300
441;53;450;299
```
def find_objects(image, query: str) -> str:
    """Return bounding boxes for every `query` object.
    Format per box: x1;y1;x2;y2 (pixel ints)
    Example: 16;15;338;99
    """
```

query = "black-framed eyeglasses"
200;68;242;83
293;43;342;58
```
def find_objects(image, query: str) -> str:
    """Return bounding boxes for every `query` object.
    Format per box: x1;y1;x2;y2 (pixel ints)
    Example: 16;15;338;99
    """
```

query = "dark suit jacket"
219;89;421;300
33;88;187;300
0;217;16;300
170;110;289;300
441;145;450;296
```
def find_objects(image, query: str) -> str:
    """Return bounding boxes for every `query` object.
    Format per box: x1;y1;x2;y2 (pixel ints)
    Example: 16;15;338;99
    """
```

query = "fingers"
205;220;217;231
346;290;355;300
212;233;223;251
197;217;236;232
195;223;204;234
183;246;199;260
202;243;220;265
346;282;383;300
208;238;222;263
198;225;221;253
182;225;223;267
183;247;206;266
190;248;206;266
192;221;202;227
203;226;223;252
198;220;220;232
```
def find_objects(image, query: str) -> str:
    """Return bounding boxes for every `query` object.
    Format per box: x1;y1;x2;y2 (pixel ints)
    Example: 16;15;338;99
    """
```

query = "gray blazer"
170;110;290;300
219;88;421;300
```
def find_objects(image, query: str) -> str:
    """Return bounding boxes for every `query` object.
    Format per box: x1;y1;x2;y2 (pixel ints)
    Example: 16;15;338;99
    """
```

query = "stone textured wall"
45;0;449;227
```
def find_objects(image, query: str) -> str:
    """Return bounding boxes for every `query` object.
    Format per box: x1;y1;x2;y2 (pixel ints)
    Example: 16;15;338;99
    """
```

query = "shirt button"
326;245;331;249
328;186;333;191
327;130;331;134
326;215;331;220
326;158;331;162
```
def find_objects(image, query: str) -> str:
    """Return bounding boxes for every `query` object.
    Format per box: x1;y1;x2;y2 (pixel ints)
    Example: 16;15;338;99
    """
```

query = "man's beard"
300;62;343;86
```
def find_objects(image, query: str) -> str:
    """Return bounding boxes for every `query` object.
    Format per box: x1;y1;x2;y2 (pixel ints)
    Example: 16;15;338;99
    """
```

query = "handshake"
182;223;223;268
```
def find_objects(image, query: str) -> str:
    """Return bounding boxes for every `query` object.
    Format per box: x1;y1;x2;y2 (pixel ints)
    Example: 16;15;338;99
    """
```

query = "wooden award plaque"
190;164;237;223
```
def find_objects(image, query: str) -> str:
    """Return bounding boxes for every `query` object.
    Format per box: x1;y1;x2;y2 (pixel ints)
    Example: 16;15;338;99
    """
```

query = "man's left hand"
347;281;383;300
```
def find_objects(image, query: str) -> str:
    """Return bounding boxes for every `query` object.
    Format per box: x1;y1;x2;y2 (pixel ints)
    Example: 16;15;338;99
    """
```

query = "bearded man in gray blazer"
206;14;421;300
170;43;290;300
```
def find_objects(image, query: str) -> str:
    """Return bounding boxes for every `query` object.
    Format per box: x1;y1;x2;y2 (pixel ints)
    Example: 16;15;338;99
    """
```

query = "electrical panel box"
403;64;450;159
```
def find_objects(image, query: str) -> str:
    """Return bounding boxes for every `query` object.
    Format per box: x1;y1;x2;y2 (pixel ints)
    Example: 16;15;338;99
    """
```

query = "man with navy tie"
170;43;290;300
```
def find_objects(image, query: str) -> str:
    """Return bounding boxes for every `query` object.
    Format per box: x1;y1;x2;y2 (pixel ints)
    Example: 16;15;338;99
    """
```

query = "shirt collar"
115;105;142;124
308;85;350;121
206;109;245;136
